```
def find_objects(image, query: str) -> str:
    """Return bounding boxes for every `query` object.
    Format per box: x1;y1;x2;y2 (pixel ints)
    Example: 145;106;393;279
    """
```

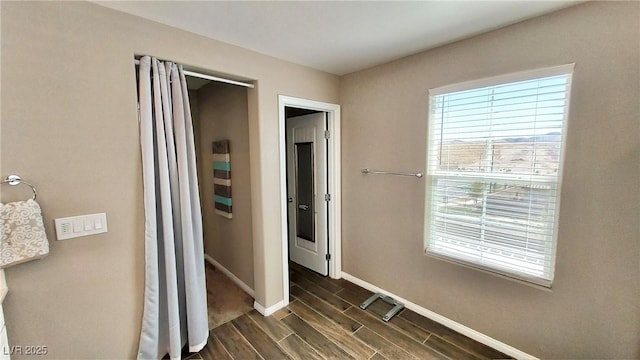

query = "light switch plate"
55;213;108;240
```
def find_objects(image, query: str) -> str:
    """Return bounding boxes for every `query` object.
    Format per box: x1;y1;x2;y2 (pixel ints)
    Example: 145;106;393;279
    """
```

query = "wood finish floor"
192;262;512;360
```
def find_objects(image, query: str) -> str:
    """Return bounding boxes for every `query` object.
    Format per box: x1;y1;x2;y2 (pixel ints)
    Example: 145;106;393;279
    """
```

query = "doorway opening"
278;96;342;308
188;76;256;328
285;109;328;276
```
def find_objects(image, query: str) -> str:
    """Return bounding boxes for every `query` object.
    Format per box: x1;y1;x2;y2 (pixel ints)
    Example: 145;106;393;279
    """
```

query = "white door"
286;113;328;276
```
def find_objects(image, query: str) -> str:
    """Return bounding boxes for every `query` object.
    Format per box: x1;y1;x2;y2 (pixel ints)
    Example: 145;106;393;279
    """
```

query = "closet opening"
135;56;257;358
188;76;256;330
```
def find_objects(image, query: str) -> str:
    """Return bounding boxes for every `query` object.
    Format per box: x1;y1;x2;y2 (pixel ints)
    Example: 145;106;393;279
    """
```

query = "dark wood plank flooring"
192;262;513;360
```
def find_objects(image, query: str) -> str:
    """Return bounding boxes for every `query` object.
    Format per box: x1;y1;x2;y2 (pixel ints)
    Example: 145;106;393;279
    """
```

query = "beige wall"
2;1;638;359
196;83;254;288
339;2;639;358
0;1;338;358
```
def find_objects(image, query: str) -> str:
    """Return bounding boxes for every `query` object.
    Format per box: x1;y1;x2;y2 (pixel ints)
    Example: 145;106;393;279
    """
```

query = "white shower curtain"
137;56;208;359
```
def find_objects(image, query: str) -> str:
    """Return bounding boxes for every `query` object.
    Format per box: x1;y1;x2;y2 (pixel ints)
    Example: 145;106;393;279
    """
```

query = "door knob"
298;204;310;210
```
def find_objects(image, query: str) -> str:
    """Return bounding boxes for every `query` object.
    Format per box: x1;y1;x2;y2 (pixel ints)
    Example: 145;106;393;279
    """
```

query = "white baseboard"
341;272;537;360
253;300;285;316
204;254;255;298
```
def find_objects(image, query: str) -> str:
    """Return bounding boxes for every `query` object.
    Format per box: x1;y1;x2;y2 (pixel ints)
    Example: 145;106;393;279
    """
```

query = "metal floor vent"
359;293;405;322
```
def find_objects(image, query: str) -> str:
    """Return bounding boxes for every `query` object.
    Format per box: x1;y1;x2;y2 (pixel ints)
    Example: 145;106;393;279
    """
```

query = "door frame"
278;95;342;307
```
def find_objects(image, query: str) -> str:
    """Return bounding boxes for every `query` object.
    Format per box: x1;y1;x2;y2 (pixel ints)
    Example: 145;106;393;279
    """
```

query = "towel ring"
1;174;37;200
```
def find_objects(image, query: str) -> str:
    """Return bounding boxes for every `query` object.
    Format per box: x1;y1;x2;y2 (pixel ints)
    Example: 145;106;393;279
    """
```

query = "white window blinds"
425;65;573;287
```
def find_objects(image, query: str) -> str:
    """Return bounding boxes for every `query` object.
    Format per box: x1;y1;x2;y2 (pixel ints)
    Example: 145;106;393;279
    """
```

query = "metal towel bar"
1;174;37;200
361;168;423;178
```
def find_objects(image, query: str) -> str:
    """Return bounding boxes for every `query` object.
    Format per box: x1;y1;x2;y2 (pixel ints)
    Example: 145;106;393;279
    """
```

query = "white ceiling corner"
93;1;581;76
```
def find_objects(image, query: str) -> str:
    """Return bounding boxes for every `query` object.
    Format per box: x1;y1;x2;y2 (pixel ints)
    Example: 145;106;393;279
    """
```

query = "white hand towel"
0;199;49;268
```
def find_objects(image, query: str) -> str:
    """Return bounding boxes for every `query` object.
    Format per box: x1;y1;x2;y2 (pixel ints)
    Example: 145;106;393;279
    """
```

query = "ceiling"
95;1;580;76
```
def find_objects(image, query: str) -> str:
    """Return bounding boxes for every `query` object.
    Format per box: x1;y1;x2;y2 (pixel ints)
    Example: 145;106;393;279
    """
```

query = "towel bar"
361;168;423;178
1;175;37;200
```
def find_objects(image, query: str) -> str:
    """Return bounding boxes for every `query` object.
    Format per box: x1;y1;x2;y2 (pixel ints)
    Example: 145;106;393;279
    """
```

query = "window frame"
424;64;574;288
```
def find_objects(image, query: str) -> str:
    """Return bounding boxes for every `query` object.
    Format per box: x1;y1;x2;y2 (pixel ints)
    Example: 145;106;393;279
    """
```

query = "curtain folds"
137;56;208;359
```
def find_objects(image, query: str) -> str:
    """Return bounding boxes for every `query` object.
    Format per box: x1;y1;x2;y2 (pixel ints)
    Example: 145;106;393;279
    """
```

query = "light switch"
55;213;108;240
73;221;82;233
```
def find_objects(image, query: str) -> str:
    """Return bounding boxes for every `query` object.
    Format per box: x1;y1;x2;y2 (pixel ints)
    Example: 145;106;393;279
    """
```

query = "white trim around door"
278;95;342;309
